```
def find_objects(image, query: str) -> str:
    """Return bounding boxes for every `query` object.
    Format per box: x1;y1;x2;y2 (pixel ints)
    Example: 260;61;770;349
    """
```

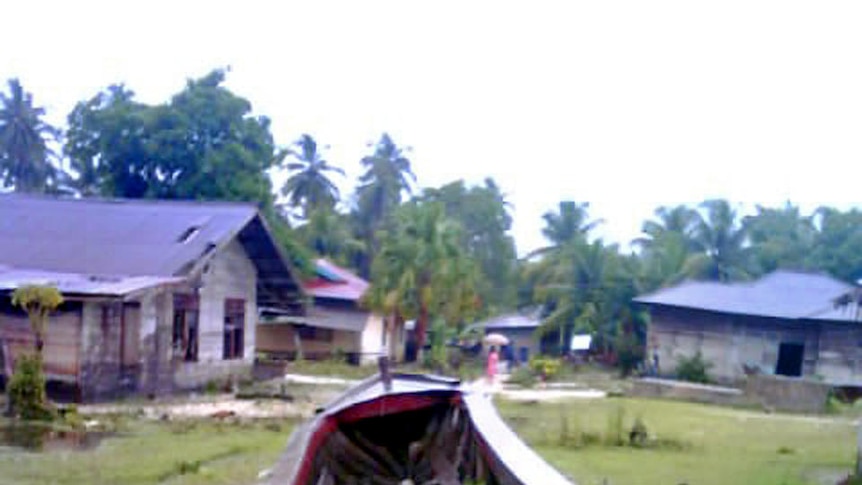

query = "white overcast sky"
2;1;861;255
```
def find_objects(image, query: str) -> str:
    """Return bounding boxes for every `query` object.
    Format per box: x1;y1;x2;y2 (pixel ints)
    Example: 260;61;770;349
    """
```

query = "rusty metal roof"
304;259;369;301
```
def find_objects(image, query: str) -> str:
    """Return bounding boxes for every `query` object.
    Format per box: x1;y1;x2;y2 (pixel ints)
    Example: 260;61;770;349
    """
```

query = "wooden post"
2;340;12;416
378;356;392;392
856;422;862;477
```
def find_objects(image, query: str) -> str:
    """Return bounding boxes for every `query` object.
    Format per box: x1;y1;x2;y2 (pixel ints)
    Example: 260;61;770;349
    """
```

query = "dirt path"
467;375;608;401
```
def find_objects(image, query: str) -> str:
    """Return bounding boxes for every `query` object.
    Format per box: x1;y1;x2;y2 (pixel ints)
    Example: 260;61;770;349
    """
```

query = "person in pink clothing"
486;346;499;385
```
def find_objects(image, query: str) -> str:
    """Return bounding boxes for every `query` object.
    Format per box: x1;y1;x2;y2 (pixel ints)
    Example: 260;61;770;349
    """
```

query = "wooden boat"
265;367;574;485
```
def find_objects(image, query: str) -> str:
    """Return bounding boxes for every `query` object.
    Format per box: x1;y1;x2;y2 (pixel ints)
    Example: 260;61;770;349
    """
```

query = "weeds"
549;405;691;452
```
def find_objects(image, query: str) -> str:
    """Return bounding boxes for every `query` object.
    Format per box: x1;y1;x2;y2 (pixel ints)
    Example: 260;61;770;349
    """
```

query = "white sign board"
570;334;592;351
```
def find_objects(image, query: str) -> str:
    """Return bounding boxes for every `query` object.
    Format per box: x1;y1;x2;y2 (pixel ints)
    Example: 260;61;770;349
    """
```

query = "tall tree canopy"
686;199;753;282
65;69;277;206
353;133;416;276
538;200;602;249
636;205;700;290
365;201;479;361
281;134;344;219
744;203;817;275
0;79;62;193
421;178;517;313
809;207;862;283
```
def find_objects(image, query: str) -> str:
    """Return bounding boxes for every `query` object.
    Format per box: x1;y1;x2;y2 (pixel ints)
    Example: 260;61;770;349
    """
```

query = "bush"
8;353;54;421
529;357;562;381
675;351;713;384
629;417;648;447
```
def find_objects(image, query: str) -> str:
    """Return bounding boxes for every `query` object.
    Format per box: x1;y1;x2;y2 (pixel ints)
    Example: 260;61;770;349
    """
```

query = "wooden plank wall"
0;301;82;383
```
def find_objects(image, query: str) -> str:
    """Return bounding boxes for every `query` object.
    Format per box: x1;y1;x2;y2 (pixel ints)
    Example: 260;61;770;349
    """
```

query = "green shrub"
629;417;648;447
529;357;562;381
675;351;713;384
8;353;54;421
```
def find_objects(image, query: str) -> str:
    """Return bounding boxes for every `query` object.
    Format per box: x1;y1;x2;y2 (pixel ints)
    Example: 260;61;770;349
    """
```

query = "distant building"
257;259;404;365
471;310;542;365
0;194;304;401
634;270;862;385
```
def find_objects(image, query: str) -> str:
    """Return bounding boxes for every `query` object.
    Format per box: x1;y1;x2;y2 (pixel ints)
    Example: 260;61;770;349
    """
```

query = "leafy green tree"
0;79;62;193
744;203;817;275
353;133;416;276
687;199;753;282
11;285;64;354
365;202;479;362
296;207;365;267
421;178;517;313
281;134;345;219
809;207;862;282
65;69;277;206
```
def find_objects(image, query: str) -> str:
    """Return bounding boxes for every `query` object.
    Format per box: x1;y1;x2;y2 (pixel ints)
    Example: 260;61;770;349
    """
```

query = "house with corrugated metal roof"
468;311;542;366
0;194;304;401
257;259;402;365
634;270;862;385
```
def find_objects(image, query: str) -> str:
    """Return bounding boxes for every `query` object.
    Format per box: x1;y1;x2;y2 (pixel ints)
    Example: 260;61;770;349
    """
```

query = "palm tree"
635;205;699;251
281;134;345;219
541;201;603;247
687;199;753;282
354;133;417;276
365;202;478;362
0;79;60;193
356;133;416;218
635;205;700;290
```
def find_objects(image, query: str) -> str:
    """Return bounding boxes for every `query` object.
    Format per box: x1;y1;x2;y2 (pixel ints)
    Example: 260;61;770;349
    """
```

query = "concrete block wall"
196;238;257;364
649;307;820;383
79;300;124;401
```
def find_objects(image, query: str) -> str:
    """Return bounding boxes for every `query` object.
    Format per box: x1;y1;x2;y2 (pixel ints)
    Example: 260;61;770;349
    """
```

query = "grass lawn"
0;417;294;485
497;397;857;485
0;389;855;485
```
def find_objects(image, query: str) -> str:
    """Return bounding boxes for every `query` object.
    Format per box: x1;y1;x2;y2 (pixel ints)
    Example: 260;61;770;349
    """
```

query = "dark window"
296;326;334;342
223;299;245;360
172;294;199;362
775;342;805;377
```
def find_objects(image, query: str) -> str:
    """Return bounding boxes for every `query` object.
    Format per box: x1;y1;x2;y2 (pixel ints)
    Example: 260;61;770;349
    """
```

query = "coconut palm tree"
634;205;701;290
365;202;478;362
687;199;753;282
541;201;603;247
634;205;699;251
353;133;417;276
281;134;345;219
0;79;60;193
356;133;416;219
